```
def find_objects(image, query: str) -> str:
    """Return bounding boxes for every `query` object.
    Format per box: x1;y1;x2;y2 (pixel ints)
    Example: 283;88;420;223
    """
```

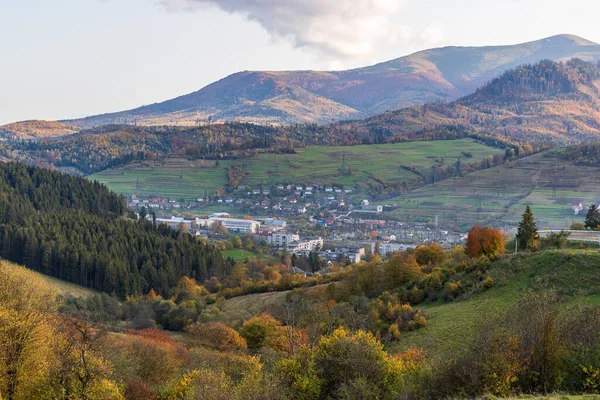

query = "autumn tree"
185;322;247;351
384;252;421;287
516;206;538;251
466;226;505;258
414;243;446;266
0;262;59;400
239;313;288;352
281;327;417;399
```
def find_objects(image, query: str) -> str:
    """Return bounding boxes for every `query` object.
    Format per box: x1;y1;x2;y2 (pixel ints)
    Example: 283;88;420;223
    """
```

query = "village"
126;181;470;274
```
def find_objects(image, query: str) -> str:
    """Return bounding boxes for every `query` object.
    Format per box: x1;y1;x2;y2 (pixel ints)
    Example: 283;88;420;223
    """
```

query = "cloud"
420;22;444;47
157;0;416;61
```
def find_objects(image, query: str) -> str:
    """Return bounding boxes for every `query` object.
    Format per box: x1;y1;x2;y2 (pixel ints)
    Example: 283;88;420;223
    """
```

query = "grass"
42;275;98;298
89;139;503;202
387;148;600;230
395;250;600;356
221;249;277;263
2;259;97;298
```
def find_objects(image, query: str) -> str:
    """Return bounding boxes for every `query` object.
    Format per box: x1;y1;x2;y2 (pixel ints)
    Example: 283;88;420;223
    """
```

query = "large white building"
289;237;324;253
195;217;260;233
371;242;413;255
269;232;300;247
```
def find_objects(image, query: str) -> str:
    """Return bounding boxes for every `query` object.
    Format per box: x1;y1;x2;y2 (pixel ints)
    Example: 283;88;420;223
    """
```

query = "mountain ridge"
61;34;600;128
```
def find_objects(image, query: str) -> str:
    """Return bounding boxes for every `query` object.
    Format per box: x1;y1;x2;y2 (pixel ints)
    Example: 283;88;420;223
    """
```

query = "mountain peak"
62;35;600;129
544;34;597;46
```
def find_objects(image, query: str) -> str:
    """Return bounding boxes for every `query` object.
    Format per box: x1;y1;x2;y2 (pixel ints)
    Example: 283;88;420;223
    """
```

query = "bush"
185;322;247;351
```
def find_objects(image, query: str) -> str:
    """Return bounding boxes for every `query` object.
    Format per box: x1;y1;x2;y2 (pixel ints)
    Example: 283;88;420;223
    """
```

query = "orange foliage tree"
466;226;505;258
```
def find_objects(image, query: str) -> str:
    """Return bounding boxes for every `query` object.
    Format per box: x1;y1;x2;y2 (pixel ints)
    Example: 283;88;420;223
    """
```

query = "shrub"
185;321;247;351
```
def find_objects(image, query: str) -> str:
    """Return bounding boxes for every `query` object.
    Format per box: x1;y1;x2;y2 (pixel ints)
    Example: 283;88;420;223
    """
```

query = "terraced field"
386;148;600;230
89;139;503;201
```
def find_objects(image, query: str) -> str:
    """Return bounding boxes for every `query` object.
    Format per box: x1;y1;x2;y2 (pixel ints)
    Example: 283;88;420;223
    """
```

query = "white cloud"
420;22;444;47
157;0;416;61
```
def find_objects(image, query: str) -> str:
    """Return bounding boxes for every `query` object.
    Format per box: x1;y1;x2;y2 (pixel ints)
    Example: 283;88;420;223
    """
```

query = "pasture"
89;139;503;201
386;148;600;230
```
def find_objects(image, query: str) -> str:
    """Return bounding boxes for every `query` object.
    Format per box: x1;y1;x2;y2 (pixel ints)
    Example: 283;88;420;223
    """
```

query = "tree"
384;252;421;287
185;322;247;351
466;226;505;258
0;262;59;400
516;206;538;251
238;313;288;352
585;205;600;230
414;243;446;266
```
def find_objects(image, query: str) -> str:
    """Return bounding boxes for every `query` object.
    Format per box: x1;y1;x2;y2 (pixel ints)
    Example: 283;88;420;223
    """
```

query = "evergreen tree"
516;206;538;251
585;204;600;230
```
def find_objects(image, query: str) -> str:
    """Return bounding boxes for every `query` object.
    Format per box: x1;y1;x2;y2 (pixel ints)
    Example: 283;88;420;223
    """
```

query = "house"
225;198;234;204
262;189;270;195
269;232;300;247
325;187;333;192
571;202;584;215
263;218;287;230
276;184;285;190
289;237;324;252
252;189;261;195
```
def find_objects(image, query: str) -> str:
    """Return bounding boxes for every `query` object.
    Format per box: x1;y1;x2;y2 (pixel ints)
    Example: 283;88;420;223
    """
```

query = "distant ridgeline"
6;60;600;175
0;162;229;297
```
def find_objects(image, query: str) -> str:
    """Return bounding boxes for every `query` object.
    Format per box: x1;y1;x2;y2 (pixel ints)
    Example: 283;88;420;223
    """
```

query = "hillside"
0;120;79;139
90;139;503;201
63;34;600;127
342;58;600;144
0;161;229;297
386;146;600;230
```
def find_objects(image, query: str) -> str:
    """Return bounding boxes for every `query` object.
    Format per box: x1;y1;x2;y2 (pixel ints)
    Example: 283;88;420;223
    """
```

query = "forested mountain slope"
0;162;229;297
339;58;600;144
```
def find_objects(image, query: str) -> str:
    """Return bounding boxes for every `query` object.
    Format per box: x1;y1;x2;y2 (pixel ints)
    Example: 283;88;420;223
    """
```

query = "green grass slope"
397;250;600;356
90;139;502;201
387;147;600;230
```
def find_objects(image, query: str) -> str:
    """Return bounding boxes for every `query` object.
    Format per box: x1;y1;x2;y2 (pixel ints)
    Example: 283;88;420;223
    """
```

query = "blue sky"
1;0;599;124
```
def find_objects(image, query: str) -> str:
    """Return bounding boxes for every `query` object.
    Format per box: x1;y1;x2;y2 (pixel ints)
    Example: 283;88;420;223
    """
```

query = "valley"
5;22;600;399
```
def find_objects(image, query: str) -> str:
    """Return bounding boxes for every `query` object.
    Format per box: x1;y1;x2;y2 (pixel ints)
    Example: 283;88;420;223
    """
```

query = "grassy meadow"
89;139;503;201
386;148;600;230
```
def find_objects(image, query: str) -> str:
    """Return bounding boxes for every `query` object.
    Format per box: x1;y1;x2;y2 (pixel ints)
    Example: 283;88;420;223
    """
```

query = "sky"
1;0;600;125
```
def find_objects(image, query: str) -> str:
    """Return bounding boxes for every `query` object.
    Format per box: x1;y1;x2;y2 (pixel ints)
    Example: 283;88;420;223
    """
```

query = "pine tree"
517;205;538;251
585;204;600;230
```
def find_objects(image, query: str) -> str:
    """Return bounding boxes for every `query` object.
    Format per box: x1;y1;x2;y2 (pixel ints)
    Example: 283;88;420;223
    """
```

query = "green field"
386;148;600;230
89;140;503;201
221;249;277;263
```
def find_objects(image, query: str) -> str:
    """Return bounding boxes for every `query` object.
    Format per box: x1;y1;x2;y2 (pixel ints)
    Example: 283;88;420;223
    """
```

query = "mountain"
63;34;600;128
0;120;79;140
338;58;600;145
